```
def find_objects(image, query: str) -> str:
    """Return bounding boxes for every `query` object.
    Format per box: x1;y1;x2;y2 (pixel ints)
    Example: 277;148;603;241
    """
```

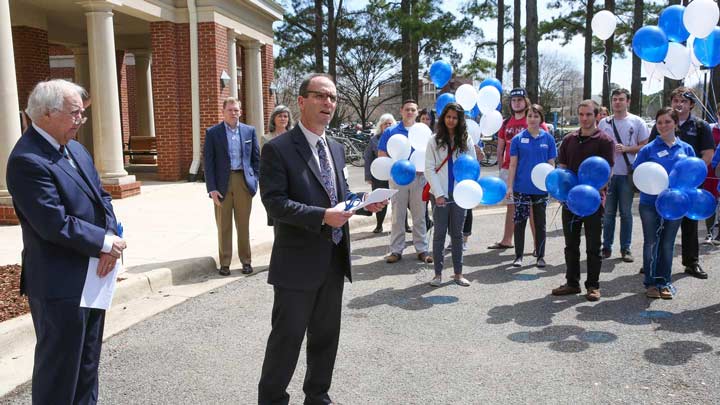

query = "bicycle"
479;136;498;167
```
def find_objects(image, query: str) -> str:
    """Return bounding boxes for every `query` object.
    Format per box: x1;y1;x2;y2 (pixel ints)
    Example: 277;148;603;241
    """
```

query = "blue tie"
317;138;342;245
59;145;77;170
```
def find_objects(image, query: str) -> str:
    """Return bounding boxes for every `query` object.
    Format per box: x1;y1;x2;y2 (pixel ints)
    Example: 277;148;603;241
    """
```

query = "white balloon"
683;0;720;39
454;179;484;209
659;42;691;80
477;86;501;114
634;162;669;195
480;110;504;136
455;84;478;111
466;120;482;144
687;35;703;68
410;150;426;173
591;10;617;40
642;60;664;86
407;123;432;152
386;134;411;161
531;163;554;192
370;157;394;181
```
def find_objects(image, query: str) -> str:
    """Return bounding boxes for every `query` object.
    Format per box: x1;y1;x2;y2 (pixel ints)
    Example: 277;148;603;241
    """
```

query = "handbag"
610;118;637;192
422;146;455;202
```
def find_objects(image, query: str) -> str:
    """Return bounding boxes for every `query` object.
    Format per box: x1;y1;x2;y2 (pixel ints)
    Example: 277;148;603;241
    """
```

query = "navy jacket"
6;127;118;300
204;121;260;197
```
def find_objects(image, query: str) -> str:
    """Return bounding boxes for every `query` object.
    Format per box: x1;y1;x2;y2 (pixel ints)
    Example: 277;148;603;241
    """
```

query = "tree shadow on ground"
508;324;617;353
644;340;714;366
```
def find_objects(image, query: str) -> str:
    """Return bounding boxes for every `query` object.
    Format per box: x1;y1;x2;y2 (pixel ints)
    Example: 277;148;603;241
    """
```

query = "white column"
243;41;264;135
132;49;155;137
80;0;131;182
227;30;238;99
0;0;21;203
72;47;94;154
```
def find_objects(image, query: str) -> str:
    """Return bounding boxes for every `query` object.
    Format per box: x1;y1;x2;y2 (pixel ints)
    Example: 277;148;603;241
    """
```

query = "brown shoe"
646;286;661;298
659;287;673;300
586;288;601;301
385;253;402;264
418;252;433;264
551;284;581;296
601;248;611;259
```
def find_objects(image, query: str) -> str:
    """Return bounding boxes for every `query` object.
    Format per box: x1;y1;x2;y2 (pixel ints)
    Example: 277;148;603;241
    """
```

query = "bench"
124;136;157;164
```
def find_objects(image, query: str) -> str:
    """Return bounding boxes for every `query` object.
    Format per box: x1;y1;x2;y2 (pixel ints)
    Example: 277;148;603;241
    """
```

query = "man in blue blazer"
6;79;127;404
204;97;260;276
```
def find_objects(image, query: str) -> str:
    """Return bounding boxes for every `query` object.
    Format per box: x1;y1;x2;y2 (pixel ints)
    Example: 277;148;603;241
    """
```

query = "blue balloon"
693;27;720;68
496;102;502;112
685;188;717;220
566;185;601;217
390;160;416;186
435;93;455;117
478;176;507;205
632;26;669;63
429;60;453;88
545;168;578;202
453;155;480;182
655;188;690;220
578;156;611;190
465;104;480;119
668;157;707;190
479;78;503;95
658;5;690;43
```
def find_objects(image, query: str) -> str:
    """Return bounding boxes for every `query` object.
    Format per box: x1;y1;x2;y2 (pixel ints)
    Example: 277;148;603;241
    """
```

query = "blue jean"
639;204;682;288
602;174;634;252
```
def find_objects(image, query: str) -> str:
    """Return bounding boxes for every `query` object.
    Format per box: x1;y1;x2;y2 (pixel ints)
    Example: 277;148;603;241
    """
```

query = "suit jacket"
204;121;260;197
260;126;368;291
6;127;118;300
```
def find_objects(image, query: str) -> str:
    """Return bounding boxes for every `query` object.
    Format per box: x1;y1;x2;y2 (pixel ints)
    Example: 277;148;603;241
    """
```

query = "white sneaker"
454;276;471;287
462;242;468;251
429;276;442;287
703;234;714;245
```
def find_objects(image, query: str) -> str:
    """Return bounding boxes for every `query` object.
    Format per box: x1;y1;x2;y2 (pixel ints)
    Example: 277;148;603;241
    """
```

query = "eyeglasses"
54;108;87;125
305;90;337;103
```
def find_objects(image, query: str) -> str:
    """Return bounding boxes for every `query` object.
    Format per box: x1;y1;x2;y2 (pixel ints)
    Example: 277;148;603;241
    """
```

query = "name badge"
521;138;530;144
657;150;669;157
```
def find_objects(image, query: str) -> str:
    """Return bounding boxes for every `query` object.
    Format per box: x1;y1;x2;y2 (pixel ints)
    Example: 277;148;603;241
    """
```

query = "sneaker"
386;253;402;264
703;234;714;245
536;257;546;268
621;250;634;263
454;276;471;287
601;248;611;259
659;287;673;299
462;242;468;251
586;288;601;302
646;286;661;298
511;257;522;267
429;276;442;287
551;284;581;296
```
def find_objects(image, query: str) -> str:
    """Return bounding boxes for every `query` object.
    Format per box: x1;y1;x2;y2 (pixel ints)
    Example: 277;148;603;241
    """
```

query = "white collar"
298;121;327;147
33;123;62;152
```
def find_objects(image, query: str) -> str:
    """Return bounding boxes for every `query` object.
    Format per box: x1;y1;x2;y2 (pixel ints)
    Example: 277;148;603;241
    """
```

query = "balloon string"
600;46;611;102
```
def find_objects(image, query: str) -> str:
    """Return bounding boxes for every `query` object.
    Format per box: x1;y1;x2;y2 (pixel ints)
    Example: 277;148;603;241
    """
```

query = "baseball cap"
510;88;527;98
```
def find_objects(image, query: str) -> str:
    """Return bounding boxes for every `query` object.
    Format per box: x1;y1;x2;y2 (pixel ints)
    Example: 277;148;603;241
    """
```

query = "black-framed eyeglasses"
305;90;337;103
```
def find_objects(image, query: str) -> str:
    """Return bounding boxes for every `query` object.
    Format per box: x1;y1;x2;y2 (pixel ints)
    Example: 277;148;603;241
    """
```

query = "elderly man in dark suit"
204;97;260;276
6;79;126;404
257;73;386;405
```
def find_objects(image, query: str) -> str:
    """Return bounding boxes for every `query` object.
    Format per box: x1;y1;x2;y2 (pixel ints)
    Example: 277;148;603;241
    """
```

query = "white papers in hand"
80;257;122;310
337;188;397;212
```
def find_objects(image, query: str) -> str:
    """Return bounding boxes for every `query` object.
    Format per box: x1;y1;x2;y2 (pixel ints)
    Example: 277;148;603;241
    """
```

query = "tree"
629;0;643;114
513;0;521;87
537;51;584;115
601;0;615;107
497;0;505;82
583;0;594;99
461;0;512;79
526;0;539;102
662;0;682;107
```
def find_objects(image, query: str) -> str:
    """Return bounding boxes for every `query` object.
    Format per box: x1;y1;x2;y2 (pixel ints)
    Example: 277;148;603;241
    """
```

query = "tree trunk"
411;35;420;101
496;0;504;82
401;0;412;100
526;0;538;102
314;0;324;73
327;0;338;81
583;0;593;100
601;0;615;108
629;0;643;115
513;0;521;88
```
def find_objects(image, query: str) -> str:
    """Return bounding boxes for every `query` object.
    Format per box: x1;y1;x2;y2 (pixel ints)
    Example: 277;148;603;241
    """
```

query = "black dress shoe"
218;266;231;276
372;226;383;233
685;264;708;279
242;264;253;274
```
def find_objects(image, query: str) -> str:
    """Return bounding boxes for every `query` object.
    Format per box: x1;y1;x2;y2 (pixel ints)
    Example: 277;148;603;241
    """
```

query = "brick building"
0;0;282;225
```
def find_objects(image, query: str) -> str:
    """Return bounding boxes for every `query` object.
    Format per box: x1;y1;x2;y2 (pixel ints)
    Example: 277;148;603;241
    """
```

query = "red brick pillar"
197;22;229;135
12;26;49;111
261;44;274;134
150;21;191;181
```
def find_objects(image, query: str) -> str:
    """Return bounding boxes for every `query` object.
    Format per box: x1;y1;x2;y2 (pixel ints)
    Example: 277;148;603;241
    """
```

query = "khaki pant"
214;172;252;267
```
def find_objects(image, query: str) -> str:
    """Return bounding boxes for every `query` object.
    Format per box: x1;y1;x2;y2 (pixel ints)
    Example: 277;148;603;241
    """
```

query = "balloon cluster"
370;125;433;186
633;158;716;220
455;175;508;209
531;157;611;217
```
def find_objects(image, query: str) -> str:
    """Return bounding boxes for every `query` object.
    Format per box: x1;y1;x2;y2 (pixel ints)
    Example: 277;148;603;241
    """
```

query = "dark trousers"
258;247;346;405
681;217;699;267
514;195;547;259
371;179;389;228
562;206;603;289
463;209;473;236
28;297;105;405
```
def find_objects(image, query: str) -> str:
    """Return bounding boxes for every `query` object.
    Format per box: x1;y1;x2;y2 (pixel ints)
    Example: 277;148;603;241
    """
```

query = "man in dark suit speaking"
6;79;126;404
257;73;386;405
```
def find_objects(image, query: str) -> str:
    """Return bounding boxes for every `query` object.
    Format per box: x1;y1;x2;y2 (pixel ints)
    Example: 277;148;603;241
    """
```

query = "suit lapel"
292;128;326;193
51;144;99;204
216;124;230;160
328;138;347;199
65;142;103;203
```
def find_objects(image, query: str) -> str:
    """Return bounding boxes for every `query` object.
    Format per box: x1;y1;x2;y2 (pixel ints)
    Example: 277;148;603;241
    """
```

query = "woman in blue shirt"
506;104;557;268
634;107;696;299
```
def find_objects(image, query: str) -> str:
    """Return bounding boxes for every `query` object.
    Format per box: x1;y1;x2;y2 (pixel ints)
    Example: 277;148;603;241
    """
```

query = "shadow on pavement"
347;283;459;311
508;324;617;353
643;340;714;366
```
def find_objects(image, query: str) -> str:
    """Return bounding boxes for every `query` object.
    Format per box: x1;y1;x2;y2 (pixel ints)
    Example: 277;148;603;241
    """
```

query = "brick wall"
261;44;274;134
127;63;137;144
150;21;192;181
198;22;229;135
0;206;19;226
50;68;74;80
12;26;49;110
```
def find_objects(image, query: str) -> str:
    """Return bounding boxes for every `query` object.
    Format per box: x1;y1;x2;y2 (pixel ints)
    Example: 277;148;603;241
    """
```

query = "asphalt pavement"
4;201;720;404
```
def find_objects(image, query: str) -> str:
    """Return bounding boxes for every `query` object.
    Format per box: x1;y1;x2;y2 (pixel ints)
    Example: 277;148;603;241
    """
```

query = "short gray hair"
374;113;396;136
268;105;293;133
25;79;86;122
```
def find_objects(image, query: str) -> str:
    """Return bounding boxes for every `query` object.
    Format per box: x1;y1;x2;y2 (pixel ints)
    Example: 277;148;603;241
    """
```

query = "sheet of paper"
80;257;122;310
335;188;397;212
